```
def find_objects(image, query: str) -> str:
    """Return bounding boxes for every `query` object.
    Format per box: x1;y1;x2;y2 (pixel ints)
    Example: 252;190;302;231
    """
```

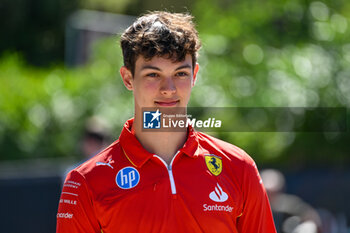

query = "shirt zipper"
154;151;180;195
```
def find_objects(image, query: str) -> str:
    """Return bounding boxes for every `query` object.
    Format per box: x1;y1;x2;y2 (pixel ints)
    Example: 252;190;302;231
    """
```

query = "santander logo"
209;183;228;202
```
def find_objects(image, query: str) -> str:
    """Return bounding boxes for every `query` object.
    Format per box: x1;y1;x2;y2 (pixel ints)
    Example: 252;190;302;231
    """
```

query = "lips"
155;100;179;107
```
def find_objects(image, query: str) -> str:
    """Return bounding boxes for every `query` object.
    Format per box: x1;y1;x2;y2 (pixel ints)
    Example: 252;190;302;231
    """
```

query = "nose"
160;77;176;96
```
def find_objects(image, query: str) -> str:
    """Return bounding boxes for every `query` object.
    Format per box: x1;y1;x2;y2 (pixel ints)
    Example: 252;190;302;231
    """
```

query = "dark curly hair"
120;11;201;75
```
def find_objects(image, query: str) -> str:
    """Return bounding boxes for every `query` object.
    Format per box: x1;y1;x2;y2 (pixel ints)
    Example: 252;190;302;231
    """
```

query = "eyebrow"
140;64;192;71
175;64;192;70
141;65;161;71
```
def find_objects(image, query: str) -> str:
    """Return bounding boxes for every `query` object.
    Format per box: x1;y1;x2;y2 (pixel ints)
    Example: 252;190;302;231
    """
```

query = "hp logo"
116;167;140;189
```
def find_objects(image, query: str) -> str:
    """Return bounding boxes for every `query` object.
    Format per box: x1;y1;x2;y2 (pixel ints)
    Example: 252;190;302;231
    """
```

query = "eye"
146;73;159;78
176;72;189;77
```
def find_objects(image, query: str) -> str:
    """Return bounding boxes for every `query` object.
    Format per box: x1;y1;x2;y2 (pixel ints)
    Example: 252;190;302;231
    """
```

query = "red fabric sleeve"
56;170;101;233
237;156;277;233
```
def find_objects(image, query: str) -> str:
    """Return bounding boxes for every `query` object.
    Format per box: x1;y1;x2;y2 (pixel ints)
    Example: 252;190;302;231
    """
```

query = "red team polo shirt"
57;119;276;233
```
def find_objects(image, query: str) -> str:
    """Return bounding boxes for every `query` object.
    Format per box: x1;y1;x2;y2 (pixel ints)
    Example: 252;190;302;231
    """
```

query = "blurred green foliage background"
0;0;349;171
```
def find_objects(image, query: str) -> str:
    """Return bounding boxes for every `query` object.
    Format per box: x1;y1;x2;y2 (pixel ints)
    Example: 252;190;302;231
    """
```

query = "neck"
133;112;187;165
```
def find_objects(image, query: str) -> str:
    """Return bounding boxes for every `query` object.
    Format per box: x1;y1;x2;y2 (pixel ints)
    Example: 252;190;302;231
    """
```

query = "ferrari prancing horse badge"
205;154;222;176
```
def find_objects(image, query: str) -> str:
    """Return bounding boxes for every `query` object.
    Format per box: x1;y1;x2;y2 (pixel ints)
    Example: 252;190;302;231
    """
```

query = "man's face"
121;54;199;110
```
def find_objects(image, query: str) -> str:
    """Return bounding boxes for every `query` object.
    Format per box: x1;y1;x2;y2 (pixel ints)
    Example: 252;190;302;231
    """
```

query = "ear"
192;63;199;87
120;66;133;90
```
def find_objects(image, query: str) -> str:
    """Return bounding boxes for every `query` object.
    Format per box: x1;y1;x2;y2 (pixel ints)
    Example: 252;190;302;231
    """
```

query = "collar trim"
119;118;199;168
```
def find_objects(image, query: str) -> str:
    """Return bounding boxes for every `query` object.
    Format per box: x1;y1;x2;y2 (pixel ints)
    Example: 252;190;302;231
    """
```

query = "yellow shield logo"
205;154;222;176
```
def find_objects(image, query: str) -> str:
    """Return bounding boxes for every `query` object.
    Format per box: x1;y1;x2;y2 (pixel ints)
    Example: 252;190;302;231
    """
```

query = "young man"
56;11;276;233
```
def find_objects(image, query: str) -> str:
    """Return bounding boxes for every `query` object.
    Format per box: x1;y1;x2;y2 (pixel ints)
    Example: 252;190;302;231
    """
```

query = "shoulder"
63;140;125;198
66;140;122;185
196;132;264;200
198;132;257;180
196;131;256;169
196;132;264;195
